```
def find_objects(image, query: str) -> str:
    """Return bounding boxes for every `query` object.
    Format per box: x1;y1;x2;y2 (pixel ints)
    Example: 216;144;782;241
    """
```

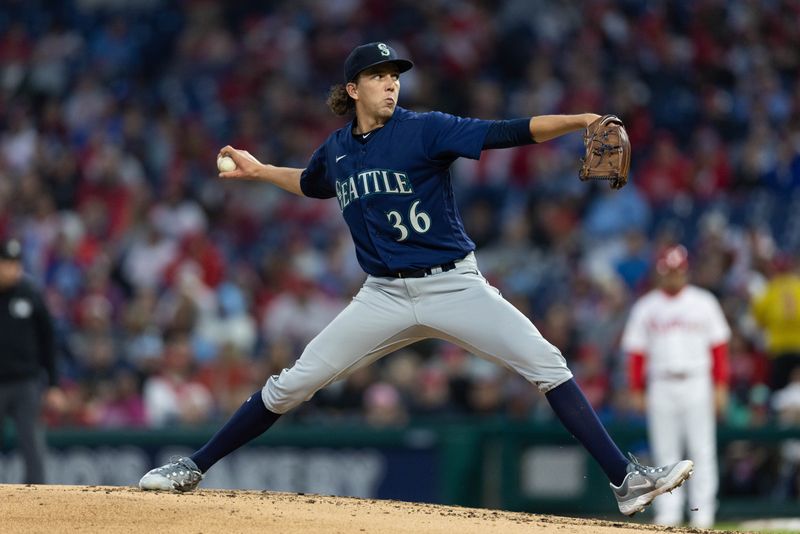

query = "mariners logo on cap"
343;42;414;82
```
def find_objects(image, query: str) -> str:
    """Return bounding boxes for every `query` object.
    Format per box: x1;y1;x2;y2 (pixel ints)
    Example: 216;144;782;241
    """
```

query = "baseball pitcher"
139;42;691;516
622;245;731;527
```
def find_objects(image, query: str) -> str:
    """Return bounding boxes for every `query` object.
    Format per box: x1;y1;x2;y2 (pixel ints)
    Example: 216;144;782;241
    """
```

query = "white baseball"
217;155;237;172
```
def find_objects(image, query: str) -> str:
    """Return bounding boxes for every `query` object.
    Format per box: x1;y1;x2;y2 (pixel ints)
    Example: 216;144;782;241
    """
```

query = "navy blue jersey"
300;107;491;276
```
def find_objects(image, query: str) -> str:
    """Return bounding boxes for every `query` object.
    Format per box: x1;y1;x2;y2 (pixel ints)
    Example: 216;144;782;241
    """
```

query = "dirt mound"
0;484;728;533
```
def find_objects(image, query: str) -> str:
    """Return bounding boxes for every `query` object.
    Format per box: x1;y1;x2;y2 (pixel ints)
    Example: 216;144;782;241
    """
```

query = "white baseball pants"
648;375;717;528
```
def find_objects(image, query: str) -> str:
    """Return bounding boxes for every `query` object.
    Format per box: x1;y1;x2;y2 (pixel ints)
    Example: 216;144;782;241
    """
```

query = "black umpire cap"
0;238;22;261
343;42;413;83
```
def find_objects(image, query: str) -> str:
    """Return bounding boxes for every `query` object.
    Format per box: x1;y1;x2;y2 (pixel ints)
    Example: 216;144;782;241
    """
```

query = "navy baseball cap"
343;42;413;82
0;238;22;261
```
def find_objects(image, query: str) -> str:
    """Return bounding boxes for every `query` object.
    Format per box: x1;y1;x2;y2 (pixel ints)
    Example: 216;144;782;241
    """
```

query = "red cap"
656;245;689;275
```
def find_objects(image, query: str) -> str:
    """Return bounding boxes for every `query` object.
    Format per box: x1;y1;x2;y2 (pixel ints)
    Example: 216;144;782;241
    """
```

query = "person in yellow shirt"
751;254;800;392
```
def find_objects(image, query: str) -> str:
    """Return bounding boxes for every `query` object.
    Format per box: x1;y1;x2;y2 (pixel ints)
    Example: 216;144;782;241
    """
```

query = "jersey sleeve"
483;118;536;149
706;294;732;346
621;302;648;353
423;111;492;161
628;352;646;391
299;145;336;199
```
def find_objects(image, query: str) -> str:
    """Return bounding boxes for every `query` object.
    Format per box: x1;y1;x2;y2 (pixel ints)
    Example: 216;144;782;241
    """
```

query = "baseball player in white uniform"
621;245;731;528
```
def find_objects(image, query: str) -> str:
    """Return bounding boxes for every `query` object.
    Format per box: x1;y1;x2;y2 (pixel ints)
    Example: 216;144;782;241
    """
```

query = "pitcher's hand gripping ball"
579;114;631;190
217;154;237;172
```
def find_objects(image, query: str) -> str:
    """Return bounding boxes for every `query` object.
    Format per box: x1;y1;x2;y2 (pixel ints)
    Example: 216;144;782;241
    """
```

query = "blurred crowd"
1;0;800;442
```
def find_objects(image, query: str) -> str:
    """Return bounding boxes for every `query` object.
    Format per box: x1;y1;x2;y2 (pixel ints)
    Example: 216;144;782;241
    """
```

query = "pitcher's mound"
0;484;720;533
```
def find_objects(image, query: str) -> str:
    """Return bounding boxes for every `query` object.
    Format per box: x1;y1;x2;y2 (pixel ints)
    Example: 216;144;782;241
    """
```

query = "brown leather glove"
579;114;631;190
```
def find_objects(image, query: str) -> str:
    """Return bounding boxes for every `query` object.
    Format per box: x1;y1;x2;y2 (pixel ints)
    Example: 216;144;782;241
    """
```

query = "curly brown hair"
326;84;355;116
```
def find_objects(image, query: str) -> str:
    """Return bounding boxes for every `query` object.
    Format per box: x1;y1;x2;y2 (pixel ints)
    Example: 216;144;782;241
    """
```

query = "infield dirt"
0;484;739;533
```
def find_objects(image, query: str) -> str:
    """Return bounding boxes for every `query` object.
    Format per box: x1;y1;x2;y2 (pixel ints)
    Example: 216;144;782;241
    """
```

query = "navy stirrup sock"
545;378;629;486
190;391;281;473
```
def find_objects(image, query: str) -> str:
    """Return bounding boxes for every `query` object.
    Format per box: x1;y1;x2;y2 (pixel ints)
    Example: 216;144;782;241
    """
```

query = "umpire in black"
0;237;62;483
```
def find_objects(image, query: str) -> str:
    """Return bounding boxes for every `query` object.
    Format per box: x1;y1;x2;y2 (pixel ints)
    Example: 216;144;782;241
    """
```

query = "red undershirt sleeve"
711;342;730;386
628;352;646;392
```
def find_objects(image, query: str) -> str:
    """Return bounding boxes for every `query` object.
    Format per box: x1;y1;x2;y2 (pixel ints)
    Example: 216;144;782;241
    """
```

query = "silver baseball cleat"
138;456;204;492
610;453;694;516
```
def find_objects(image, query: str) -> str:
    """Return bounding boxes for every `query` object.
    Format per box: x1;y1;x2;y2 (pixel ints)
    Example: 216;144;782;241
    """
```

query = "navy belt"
395;261;457;279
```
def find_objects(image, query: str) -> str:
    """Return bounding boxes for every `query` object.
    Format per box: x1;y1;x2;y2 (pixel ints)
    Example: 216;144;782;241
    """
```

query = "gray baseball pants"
262;253;572;414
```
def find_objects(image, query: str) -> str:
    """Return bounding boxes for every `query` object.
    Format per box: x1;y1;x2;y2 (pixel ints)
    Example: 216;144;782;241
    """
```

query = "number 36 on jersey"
335;169;432;241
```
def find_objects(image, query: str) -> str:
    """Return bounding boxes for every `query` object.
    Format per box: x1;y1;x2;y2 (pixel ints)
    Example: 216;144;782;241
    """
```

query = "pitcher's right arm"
217;145;304;196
